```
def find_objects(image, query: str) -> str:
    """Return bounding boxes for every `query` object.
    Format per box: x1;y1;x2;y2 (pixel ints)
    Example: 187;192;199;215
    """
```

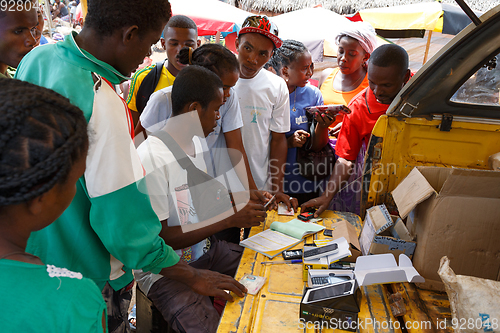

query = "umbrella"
357;2;483;36
272;7;388;62
356;2;483;63
271;7;351;62
80;0;250;36
169;0;250;36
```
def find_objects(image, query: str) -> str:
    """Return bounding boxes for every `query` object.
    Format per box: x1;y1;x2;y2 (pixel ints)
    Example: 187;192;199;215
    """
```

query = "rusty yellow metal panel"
386;283;451;333
358;285;402;333
219;211;369;333
366;115;500;210
218;210;451;333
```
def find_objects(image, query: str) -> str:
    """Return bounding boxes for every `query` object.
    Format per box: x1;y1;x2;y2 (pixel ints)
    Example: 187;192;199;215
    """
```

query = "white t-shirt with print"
140;86;246;190
234;69;290;190
134;134;209;294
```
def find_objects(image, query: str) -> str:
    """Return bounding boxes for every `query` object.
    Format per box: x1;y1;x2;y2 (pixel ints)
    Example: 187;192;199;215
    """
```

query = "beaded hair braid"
177;44;239;77
0;79;88;206
271;39;308;68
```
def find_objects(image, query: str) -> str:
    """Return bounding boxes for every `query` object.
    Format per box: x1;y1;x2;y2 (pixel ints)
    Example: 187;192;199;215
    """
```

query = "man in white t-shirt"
136;65;268;332
140;85;248;193
234;15;294;211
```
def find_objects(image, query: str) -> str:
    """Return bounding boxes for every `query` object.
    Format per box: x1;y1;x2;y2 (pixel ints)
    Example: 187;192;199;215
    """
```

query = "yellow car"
362;3;500;214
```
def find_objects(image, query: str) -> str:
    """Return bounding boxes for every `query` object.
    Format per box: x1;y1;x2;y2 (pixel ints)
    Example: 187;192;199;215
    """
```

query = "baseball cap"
238;15;282;48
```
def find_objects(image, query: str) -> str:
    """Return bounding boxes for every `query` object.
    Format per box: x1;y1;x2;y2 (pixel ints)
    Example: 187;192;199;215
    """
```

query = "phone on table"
298;211;315;221
282;249;303;260
323;229;334;237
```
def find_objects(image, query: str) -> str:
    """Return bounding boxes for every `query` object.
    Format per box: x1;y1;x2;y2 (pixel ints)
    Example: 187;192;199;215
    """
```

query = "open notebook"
240;219;325;258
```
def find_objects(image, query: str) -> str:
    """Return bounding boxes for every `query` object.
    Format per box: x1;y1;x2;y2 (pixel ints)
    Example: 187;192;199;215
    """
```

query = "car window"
451;53;500;106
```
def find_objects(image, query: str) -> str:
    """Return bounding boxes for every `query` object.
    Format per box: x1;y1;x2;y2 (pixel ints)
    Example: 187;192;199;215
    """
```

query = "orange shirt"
320;67;369;128
335;87;389;161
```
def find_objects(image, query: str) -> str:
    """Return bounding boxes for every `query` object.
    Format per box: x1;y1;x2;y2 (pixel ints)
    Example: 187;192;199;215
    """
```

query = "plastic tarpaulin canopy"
271;7;350;62
169;0;251;36
359;2;483;35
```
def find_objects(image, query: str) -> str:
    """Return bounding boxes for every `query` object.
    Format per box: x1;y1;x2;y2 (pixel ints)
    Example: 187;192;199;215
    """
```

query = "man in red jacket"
301;44;411;216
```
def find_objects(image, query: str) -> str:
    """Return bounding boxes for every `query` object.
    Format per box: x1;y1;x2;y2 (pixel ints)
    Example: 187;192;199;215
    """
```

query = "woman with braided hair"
271;39;332;205
0;79;107;332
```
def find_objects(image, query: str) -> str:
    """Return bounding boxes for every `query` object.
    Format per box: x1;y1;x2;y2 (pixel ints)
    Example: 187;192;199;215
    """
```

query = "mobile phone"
304;105;351;116
323;229;334;237
298;211;314;221
282;249;303;260
303;243;339;260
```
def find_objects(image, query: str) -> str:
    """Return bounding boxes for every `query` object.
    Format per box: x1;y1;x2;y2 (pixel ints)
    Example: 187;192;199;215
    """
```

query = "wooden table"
217;210;452;333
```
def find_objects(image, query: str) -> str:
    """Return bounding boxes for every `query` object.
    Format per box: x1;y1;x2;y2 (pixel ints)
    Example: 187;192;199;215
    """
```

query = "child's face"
219;70;239;104
368;63;409;105
198;88;224;137
162;27;198;75
0;7;38;70
235;33;274;79
337;36;369;75
285;52;313;88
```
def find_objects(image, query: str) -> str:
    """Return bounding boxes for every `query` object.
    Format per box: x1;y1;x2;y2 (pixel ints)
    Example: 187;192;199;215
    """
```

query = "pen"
261;259;303;265
263;194;276;209
262;194;276;231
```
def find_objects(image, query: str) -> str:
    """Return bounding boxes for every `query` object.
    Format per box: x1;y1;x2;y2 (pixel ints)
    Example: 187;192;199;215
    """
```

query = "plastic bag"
438;256;500;332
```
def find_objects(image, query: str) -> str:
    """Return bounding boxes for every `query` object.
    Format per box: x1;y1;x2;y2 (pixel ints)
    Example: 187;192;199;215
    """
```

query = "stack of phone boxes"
300;239;360;330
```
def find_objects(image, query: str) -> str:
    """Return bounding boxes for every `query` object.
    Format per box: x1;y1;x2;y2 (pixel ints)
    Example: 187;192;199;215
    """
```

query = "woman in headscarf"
318;22;377;135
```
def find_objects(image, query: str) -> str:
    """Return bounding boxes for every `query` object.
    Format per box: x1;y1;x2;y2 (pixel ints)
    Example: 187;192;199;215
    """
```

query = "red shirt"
335;87;389;161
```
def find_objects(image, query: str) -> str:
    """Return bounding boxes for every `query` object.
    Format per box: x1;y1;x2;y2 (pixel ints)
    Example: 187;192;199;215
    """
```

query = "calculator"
310;274;349;287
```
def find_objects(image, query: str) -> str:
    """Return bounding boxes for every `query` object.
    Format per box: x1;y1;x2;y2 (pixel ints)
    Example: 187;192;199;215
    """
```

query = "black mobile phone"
298;209;316;221
323;229;334;237
282;249;303;260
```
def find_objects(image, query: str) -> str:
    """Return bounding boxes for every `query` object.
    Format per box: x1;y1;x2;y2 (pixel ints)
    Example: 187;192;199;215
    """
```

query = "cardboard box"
359;205;417;258
392;166;500;291
329;220;362;263
300;280;361;332
354;253;424;286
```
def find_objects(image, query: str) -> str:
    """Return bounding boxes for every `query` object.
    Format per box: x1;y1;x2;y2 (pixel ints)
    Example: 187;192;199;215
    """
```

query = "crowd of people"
0;0;411;332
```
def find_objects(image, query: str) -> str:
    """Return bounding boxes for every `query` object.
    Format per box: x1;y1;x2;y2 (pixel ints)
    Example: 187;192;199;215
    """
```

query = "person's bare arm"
311;112;334;152
134;119;148;139
159;201;266;250
318;68;335;89
223;128;258;190
159;260;246;301
300;157;353;217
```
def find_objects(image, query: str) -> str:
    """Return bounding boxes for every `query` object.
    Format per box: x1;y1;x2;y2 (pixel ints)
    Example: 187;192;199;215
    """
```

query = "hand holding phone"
304;104;351;116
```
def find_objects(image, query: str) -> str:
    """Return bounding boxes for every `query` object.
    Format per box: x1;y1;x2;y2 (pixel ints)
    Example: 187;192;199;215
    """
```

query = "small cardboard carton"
358;205;417;259
329;220;362;263
300;280;361;332
354;253;424;286
392;166;500;291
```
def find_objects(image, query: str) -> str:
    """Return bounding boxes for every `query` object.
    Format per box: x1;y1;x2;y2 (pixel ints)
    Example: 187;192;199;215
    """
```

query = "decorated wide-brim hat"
238;15;283;48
